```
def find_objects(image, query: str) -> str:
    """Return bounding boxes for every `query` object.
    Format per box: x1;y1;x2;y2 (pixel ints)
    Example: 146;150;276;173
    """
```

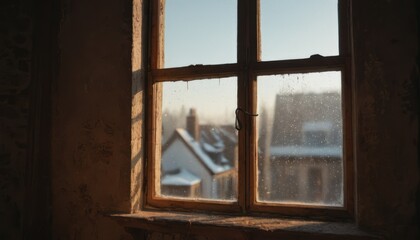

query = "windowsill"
111;210;382;239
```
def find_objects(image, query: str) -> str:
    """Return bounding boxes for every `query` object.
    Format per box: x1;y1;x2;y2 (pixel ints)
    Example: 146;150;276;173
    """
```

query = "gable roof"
200;125;237;147
164;128;232;175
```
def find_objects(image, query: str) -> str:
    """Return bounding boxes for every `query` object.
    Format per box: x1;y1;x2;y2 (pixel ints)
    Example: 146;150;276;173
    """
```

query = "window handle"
235;107;258;131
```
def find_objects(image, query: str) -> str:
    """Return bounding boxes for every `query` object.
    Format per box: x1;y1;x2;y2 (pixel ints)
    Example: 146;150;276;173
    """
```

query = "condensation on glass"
163;0;237;68
259;0;339;61
158;78;238;200
257;71;343;206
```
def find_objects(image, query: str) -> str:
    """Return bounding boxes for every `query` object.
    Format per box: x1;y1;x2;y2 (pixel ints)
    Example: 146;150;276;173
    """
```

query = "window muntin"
147;0;352;217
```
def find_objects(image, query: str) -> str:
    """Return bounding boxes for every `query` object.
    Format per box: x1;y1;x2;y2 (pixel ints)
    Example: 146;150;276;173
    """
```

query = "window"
146;0;353;218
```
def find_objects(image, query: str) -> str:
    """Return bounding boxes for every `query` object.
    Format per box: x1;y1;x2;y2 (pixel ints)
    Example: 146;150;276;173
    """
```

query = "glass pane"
163;0;237;68
159;78;238;201
260;0;339;61
257;72;343;206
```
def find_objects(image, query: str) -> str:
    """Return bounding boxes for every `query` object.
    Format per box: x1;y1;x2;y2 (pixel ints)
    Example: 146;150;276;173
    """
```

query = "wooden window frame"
145;0;354;219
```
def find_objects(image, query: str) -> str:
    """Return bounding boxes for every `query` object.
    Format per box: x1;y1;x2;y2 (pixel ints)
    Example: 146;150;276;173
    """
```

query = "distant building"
161;109;237;199
259;92;343;205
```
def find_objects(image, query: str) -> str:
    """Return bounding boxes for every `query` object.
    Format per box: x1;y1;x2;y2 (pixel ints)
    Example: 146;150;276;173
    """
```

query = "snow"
202;142;222;153
161;168;201;186
176;128;231;174
270;145;342;158
302;121;333;132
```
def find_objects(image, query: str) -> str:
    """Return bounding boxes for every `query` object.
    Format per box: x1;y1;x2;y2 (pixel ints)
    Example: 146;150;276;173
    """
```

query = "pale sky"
162;0;340;124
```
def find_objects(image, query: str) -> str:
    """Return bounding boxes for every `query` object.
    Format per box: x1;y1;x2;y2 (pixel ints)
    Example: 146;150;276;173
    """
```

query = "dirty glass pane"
163;0;237;68
259;0;339;61
159;78;238;201
257;71;343;206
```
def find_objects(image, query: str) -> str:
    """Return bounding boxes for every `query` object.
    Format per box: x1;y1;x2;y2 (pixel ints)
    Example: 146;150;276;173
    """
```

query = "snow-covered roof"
200;125;237;145
218;126;237;143
176;128;232;175
302;121;333;132
161;168;201;186
202;142;223;153
270;145;342;158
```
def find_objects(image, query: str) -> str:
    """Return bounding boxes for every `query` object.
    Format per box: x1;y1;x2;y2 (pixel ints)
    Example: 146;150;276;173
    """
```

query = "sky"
162;0;340;125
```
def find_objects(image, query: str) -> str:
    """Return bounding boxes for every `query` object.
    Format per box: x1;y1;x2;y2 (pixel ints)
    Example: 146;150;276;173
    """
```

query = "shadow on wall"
131;65;146;211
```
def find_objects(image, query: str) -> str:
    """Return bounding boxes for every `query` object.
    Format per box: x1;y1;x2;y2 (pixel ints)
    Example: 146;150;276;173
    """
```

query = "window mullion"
236;0;259;212
146;0;164;207
246;0;259;212
339;0;355;216
237;0;249;212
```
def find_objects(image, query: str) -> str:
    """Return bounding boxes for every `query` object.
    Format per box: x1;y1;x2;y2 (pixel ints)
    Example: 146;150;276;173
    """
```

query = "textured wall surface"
51;0;133;239
131;0;145;214
352;0;419;239
0;0;33;239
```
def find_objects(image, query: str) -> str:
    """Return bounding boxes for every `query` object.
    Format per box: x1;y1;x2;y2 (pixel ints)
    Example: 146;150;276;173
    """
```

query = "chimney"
186;108;200;141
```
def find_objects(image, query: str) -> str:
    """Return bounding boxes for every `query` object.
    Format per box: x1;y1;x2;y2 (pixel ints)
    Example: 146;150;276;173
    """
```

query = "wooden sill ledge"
111;210;382;240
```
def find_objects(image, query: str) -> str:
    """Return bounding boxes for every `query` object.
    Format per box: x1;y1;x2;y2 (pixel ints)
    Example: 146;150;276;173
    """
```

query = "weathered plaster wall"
131;0;146;214
51;0;134;239
0;0;33;239
352;0;419;239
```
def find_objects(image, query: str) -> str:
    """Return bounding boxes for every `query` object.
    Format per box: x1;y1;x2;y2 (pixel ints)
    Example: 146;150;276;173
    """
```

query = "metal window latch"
235;107;258;131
